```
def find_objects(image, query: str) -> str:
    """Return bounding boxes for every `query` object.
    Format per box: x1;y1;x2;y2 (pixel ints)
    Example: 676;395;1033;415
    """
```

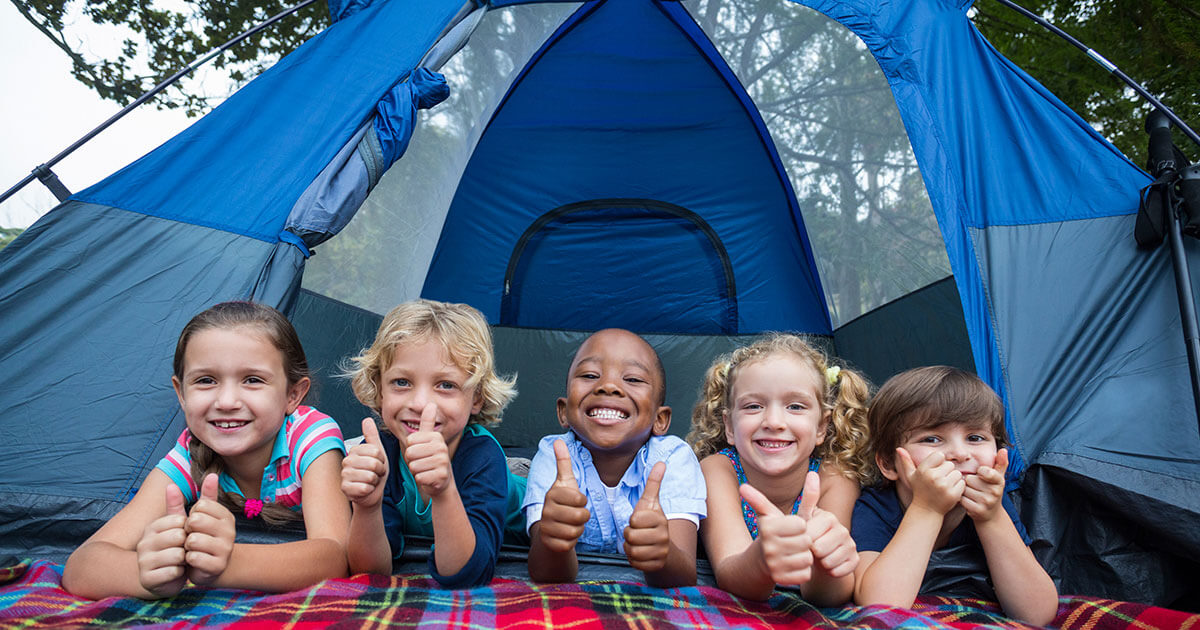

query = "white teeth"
757;440;792;449
214;421;247;429
588;408;628;420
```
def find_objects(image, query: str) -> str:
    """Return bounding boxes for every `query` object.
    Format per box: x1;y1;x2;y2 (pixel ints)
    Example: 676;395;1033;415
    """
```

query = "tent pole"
1165;203;1200;433
0;0;318;207
991;0;1200;150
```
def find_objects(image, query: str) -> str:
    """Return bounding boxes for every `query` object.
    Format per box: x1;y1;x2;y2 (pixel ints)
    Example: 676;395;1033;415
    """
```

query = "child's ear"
471;389;484;415
876;450;900;481
816;409;831;446
556;397;570;429
286;377;311;415
652;406;672;436
172;376;185;407
723;410;734;445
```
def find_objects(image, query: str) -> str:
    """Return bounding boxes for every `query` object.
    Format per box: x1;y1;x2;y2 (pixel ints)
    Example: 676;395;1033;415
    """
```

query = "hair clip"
826;366;842;386
243;498;263;519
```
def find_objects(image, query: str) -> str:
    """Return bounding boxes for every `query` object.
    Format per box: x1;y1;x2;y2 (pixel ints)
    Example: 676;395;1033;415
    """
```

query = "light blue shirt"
521;431;706;554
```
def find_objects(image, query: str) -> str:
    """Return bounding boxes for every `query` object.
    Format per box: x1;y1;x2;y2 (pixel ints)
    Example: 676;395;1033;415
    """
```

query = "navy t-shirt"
379;424;509;588
852;484;1033;599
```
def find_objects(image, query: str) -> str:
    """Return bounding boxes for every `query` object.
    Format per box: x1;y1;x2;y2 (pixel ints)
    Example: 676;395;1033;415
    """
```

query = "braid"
186;434;301;525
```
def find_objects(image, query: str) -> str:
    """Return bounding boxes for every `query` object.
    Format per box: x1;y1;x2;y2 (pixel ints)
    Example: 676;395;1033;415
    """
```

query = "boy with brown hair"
852;366;1057;625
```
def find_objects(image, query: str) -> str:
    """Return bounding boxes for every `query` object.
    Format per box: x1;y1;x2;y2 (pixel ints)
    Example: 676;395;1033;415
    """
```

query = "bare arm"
206;449;350;590
63;470;186;599
527;440;589;583
854;449;961;607
698;455;776;601
799;469;859;606
624;462;697;587
964;450;1058;625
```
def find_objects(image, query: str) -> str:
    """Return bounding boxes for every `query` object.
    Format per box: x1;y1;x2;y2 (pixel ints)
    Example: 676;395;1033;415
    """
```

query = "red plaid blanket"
0;560;1194;629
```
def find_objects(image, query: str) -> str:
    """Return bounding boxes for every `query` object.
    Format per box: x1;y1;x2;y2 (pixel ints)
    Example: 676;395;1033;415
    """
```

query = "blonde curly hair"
348;299;516;427
685;334;873;484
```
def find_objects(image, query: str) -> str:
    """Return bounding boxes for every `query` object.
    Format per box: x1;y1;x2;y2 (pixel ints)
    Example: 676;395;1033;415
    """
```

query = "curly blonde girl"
348;299;516;428
686;334;873;484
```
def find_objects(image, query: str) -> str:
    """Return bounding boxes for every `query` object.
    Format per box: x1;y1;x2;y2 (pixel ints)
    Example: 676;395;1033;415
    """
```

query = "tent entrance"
501;198;737;334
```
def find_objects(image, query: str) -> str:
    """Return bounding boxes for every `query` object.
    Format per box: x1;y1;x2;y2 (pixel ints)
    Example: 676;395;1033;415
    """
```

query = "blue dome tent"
0;0;1196;605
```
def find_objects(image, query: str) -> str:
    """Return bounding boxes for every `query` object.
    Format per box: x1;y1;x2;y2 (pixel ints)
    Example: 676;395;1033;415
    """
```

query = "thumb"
361;417;382;446
419;403;437;433
638;461;666;510
200;473;221;502
165;483;186;517
994;448;1010;477
896;447;917;478
739;483;784;518
553;439;576;485
797;470;821;520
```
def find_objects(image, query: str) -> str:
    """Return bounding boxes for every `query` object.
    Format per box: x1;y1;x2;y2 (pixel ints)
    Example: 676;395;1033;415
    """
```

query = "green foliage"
11;0;329;114
971;0;1200;167
0;227;23;250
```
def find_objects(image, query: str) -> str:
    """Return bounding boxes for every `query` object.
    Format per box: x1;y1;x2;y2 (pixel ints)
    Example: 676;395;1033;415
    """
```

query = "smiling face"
557;329;670;465
172;326;308;469
723;354;828;483
882;421;998;484
379;336;482;457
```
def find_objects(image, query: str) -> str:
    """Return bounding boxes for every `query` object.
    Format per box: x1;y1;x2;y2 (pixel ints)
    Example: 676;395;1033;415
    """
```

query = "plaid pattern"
1;559;1196;629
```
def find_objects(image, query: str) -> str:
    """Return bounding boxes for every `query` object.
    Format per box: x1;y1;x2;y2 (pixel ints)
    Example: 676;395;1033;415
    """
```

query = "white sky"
0;1;193;229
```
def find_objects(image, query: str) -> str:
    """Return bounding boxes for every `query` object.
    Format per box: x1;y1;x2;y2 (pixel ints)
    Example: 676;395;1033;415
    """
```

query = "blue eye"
392;378;410;388
436;381;458;391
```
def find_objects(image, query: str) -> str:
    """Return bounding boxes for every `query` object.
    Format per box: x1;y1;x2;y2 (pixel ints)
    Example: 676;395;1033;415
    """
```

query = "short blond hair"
686;334;873;484
348;299;516;426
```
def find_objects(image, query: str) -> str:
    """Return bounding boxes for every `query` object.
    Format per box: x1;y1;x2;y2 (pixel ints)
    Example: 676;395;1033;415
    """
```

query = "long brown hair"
174;301;309;525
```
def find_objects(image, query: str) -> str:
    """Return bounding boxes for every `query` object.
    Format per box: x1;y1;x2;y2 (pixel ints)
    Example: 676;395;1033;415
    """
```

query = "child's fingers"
895;447;918;478
636;461;666;512
361;417;383;446
820;541;859;577
164;483;186;517
419;403;438;433
553;439;576;486
993;448;1010;477
200;473;220;502
797;470;821;520
739;483;784;518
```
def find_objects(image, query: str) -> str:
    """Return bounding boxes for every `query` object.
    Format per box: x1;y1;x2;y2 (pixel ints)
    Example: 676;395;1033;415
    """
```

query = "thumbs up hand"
136;483;189;597
898;448;964;515
623;461;670;572
794;472;858;578
538;439;590;553
962;448;1009;523
741;482;814;586
342;418;390;508
403;404;452;499
184;473;236;585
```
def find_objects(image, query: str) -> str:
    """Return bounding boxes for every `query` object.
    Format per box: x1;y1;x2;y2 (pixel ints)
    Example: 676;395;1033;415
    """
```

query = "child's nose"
408;386;430;410
944;441;971;462
594;374;624;396
763;406;786;428
216;384;240;408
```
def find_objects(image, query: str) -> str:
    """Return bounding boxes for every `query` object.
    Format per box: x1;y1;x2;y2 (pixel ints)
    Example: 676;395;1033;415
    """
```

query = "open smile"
210;419;250;430
586;406;629;426
401;420;440;433
754;438;794;451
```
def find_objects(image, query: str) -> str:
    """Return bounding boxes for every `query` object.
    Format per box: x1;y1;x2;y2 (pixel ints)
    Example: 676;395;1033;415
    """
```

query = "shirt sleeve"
288;407;347;478
520;434;561;534
656;437;707;521
428;429;508;588
851;486;902;553
154;429;198;502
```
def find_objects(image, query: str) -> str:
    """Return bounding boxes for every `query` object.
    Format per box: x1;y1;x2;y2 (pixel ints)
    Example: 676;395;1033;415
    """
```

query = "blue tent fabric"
423;0;831;334
287;68;450;249
69;0;464;243
1;0;1198;605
